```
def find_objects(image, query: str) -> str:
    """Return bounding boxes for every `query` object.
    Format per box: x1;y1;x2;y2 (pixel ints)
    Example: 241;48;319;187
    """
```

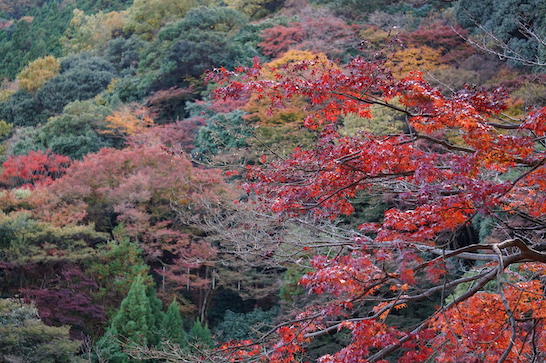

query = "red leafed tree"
20;263;105;339
258;11;360;59
38;139;233;318
399;21;475;65
0;150;71;189
259;22;304;57
210;55;546;362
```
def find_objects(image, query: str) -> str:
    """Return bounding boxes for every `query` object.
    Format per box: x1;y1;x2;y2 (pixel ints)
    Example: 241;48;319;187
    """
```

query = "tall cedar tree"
161;298;187;347
96;275;164;362
211;54;546;362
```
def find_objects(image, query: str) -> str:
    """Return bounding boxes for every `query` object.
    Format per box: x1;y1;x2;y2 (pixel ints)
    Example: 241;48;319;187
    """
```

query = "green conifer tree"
94;275;164;362
161;299;187;347
187;319;213;351
144;283;165;347
109;275;155;345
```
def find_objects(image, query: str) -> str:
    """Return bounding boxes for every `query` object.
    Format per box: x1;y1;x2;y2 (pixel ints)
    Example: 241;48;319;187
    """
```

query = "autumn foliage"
2;0;546;361
211;54;546;361
0;150;71;189
103;103;155;137
258;12;360;59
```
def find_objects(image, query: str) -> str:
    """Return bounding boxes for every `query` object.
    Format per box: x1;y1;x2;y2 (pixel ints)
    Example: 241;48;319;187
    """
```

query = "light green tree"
339;98;407;137
161;299;187;347
187;319;213;350
62;9;127;54
124;0;199;39
87;236;150;308
0;299;83;363
94;275;165;362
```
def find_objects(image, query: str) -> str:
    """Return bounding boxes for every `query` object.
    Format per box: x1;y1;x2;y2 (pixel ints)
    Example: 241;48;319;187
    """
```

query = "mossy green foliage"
0;55;117;128
123;0;199;39
7;99;117;160
0;299;83;363
38;100;114;159
187;319;213;349
0;210;106;264
87;236;150;308
36;53;117;116
215;308;278;341
96;275;165;362
140;5;258;89
161;299;187;346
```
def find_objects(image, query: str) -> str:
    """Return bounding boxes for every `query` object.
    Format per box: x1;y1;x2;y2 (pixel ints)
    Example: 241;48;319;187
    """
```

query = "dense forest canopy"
0;0;545;362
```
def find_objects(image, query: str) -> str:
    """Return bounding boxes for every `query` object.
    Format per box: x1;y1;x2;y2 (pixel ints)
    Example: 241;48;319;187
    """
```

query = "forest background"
0;0;545;361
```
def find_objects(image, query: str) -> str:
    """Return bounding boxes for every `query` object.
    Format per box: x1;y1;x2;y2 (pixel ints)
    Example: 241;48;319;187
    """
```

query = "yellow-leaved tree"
224;0;282;19
102;104;155;138
61;9;127;54
386;45;447;79
123;0;201;39
245;50;331;125
16;56;60;94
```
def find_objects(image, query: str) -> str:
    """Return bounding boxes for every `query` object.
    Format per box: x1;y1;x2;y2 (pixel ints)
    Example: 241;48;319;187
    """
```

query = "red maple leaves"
0;150;71;189
210;53;546;362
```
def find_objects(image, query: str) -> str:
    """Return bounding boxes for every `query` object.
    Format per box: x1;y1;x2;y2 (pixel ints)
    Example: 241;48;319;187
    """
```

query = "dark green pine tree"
187;319;214;351
160;299;187;347
94;275;165;363
144;283;165;347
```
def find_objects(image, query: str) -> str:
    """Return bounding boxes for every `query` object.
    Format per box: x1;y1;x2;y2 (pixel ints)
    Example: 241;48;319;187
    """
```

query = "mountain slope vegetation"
0;0;545;361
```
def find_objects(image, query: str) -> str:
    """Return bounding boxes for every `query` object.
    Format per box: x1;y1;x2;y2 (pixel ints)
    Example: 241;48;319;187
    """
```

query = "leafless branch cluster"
452;17;546;68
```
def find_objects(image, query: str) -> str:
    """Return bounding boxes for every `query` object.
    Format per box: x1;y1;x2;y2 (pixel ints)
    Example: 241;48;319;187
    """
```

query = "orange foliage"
244;51;331;125
433;285;546;362
386;46;447;79
102;104;155;138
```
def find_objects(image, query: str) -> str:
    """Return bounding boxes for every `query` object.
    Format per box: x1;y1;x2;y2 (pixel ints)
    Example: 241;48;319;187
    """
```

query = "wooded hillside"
0;0;545;361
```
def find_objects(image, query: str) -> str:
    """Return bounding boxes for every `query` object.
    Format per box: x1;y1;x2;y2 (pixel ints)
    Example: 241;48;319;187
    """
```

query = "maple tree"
258;10;360;60
0;150;71;189
210;53;546;361
258;22;304;58
37;139;232;318
399;21;475;66
239;50;321;128
20;263;105;339
102;103;154;138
